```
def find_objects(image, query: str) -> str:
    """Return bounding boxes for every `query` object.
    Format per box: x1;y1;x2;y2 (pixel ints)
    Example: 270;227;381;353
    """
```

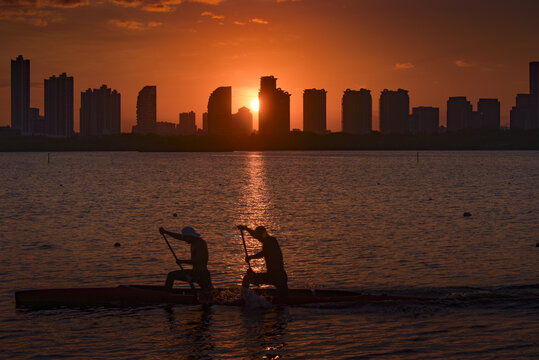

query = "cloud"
201;10;223;19
0;0;89;26
250;18;268;24
456;60;473;68
109;0;141;7
233;20;245;25
0;7;63;26
108;18;163;30
110;0;223;12
0;0;90;8
394;62;415;70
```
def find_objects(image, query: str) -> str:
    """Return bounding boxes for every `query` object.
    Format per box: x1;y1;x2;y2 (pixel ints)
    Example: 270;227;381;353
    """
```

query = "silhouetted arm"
159;227;193;244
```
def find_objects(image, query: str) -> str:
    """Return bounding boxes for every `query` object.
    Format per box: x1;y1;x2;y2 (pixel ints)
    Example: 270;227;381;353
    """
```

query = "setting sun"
250;98;259;112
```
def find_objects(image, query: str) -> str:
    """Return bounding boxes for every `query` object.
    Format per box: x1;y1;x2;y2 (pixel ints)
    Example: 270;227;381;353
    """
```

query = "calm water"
1;151;538;359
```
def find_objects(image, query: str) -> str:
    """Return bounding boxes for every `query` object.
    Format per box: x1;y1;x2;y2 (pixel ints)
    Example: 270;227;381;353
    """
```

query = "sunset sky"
1;0;538;132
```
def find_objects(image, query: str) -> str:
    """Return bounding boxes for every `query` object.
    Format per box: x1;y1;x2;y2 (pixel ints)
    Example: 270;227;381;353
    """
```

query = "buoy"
428;198;433;201
173;213;178;217
114;242;121;247
463;212;472;217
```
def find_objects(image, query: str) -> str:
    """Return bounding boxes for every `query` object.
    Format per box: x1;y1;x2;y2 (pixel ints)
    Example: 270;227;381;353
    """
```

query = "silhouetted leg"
165;270;193;289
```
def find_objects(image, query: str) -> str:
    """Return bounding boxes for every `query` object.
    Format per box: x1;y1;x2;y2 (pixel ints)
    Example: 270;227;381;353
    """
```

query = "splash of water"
241;287;271;309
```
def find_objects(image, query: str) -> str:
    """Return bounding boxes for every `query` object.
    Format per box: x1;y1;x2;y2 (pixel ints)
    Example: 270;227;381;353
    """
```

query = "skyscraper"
80;85;121;136
258;76;290;135
510;94;537;129
207;86;232;135
510;62;539;130
44;73;74;137
379;89;409;134
202;112;208;134
134;86;156;134
477;99;500;129
446;96;472;131
530;61;539;95
11;55;30;133
179;111;196;135
303;89;326;134
409;107;439;134
232;107;253;136
342;89;372;134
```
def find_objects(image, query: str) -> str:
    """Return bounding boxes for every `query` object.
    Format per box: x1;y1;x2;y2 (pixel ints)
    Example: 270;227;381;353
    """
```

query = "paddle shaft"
161;232;196;290
240;229;253;271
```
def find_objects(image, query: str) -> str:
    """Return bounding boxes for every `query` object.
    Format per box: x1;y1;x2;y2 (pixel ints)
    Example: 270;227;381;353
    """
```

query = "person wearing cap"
159;226;213;290
237;225;288;295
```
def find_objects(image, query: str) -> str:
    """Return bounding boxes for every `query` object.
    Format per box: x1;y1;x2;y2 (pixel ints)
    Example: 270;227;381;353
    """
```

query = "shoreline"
1;129;538;152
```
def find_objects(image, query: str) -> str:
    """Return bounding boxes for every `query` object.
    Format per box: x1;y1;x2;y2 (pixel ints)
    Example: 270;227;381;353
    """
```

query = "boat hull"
15;285;432;310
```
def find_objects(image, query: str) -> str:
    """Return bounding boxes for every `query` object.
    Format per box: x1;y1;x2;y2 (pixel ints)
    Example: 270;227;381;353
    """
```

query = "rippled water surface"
1;151;538;359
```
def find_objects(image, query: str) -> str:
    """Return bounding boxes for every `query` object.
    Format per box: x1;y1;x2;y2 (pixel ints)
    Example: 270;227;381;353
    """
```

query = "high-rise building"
342;89;372;134
134;86;156;134
80;85;121;136
232;107;253;136
510;94;537;129
530;61;539;95
510;62;539;130
202;112;208;134
27;108;47;135
530;62;539;127
303;89;326;134
44;73;74;137
179;111;197;135
379;89;409;134
207;86;232;135
477;99;500;129
446;96;472;131
258;76;290;135
11;55;30;133
409;107;439;134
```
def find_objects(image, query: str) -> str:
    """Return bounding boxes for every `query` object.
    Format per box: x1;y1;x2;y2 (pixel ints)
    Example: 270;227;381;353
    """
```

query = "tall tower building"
202;112;208;134
44;73;74;137
303;89;326;134
135;86;156;134
232;107;253;136
446;97;473;131
258;76;290;135
342;89;372;134
477;99;500;129
179;111;196;135
80;85;121;136
207;86;232;135
530;61;539;95
11;55;30;133
379;89;409;134
410;107;439;134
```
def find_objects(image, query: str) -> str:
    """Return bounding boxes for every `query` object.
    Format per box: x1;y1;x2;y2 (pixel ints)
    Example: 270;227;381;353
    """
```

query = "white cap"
181;226;200;238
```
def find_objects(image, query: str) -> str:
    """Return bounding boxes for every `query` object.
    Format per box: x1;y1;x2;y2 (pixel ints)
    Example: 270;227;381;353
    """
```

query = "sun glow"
250;98;259;112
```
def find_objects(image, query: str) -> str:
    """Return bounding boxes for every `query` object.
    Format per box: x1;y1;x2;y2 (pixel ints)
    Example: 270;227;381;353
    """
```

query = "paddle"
239;227;252;271
161;232;196;290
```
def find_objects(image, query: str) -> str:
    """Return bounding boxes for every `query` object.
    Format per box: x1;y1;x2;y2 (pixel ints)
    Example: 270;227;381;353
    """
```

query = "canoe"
14;285;433;310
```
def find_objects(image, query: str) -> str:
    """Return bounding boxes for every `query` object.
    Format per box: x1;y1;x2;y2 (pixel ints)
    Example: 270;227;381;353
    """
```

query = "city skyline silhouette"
7;55;539;139
1;0;538;132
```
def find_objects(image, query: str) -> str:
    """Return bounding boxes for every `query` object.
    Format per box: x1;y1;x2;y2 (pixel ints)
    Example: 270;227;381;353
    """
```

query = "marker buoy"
173;213;178;217
114;242;121;247
463;212;472;217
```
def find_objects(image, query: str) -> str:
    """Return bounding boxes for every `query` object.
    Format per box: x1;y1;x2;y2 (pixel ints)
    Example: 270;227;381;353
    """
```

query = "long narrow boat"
15;285;434;310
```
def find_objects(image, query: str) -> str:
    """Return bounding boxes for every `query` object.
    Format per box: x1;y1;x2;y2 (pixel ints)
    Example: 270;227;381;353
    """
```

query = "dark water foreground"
1;151;538;358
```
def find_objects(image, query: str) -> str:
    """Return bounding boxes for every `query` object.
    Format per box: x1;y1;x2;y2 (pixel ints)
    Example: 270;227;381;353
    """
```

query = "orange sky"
1;0;538;132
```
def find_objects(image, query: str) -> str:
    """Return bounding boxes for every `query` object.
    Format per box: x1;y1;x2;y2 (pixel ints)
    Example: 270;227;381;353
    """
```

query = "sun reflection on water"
236;152;276;274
